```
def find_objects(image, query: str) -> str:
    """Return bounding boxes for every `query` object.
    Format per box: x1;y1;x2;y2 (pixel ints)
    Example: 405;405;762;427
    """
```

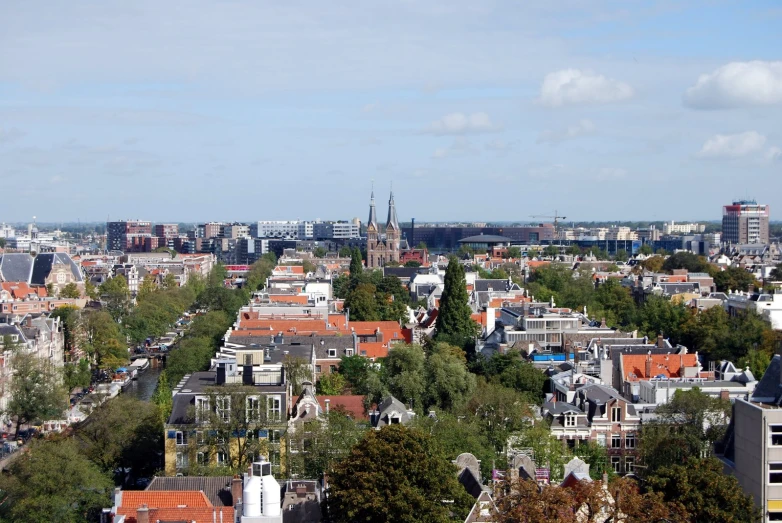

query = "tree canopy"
436;257;478;346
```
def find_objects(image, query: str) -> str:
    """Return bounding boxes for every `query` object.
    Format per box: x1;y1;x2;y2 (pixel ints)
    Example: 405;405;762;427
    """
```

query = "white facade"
725;290;782;330
0;224;14;239
663;221;706;235
251;221;313;239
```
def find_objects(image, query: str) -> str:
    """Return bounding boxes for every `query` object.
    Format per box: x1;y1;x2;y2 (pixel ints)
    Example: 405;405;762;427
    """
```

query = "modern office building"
408;224;555;251
723;200;770;244
107;220;154;252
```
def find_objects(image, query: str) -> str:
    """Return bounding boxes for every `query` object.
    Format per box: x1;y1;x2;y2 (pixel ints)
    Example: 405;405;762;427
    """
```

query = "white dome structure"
243;474;262;517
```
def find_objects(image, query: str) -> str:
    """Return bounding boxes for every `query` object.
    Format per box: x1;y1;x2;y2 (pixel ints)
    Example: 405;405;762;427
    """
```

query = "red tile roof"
116;507;234;523
316;395;368;419
622;353;699;381
119;491;211;508
358;342;389;359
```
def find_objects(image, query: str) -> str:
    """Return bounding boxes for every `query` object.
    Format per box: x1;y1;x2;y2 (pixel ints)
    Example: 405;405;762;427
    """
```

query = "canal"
124;364;162;402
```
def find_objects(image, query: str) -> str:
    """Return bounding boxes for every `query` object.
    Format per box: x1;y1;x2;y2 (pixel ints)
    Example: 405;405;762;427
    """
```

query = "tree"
63;358;91;391
485;352;547;401
163;272;178;289
464;379;532;454
412;413;496;480
634;296;687;341
313;246;328;258
770;263;782;281
5;352;67;436
59;282;81;299
345;283;380;321
338;246;353;257
332;273;351;299
0;439;112;523
638;244;654;255
317;372;347;395
567;244;583;256
84;280;99;301
404;260;422;267
614;248;629;262
646;458;760;523
662;252;710;274
416;241;427;250
284;355;312;397
82;310;128;369
506;246;522;259
350;247;363;277
76;396;163;479
543;245;560;258
713;266;757;292
435;256;478;346
245;253;277;292
641;255;665;273
338;355;373;394
100;274;130;321
425;343;476;411
327;425;474;522
50;305;81;353
383;344;427;411
287;411;367;479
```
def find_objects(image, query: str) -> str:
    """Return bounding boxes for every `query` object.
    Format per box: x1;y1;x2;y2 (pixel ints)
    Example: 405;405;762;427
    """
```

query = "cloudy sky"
1;1;781;223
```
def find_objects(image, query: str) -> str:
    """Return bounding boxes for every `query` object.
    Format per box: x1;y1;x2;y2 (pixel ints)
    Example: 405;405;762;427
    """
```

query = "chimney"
113;488;122;508
325;399;330;415
25;315;32;328
720;390;730;401
657;334;664;348
645;351;652;378
375;327;384;343
136;504;149;523
216;364;226;385
231;475;243;506
602;472;608;484
600;317;606;328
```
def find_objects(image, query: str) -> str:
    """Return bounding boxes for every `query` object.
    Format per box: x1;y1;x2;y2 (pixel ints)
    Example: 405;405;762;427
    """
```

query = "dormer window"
345;349;354;357
565;415;576;427
328;349;337;358
390;416;401;424
611;406;622;422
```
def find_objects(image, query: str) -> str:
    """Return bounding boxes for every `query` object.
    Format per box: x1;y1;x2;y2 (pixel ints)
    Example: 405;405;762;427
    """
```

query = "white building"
725;290;782;330
663;221;706;235
0;223;14;239
251;221;314;240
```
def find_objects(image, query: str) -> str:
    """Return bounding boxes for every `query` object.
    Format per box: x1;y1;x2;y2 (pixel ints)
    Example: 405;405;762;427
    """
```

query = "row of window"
596;433;636;449
564;407;623;427
611;455;635;473
175;428;282;446
193;395;282;423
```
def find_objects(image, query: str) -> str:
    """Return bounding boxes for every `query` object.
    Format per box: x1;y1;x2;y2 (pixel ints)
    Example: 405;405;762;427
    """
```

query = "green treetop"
435;256;478;346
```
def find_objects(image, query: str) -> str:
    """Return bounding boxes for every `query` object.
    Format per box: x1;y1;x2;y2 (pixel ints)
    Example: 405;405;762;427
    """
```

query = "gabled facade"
366;191;401;269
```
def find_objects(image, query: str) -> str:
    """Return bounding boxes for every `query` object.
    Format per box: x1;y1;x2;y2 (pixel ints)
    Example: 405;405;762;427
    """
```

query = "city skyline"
1;1;781;221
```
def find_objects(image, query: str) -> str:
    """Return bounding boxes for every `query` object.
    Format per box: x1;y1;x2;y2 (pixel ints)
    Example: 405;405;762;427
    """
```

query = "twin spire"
367;186;398;231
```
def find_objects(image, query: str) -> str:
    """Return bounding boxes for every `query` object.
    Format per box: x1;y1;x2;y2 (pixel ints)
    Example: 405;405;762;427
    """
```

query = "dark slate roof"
0;253;34;283
30;253;83;285
146;476;234;506
474;279;512;293
751;354;782;403
458;235;512;243
543;400;583;416
383;267;421;279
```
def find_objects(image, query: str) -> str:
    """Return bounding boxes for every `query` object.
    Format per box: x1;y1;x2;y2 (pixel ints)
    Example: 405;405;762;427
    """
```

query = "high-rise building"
366;191;400;268
107;220;154;252
722;200;770;245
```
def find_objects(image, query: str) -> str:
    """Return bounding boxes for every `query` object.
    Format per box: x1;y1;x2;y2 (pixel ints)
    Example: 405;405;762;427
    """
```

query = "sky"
1;1;781;224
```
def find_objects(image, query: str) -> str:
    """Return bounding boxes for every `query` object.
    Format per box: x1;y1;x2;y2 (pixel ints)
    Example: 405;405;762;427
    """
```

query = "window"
315;365;322;373
196;431;205;445
625;457;635;473
328;349;337;358
625;433;636;449
176;451;188;469
345;349;354;356
197;451;209;465
195;397;209;423
611;456;621;473
269;430;281;444
217;451;227;465
770;463;782;484
771;425;782;446
597;434;606;447
565;415;576;427
611;406;621;422
175;430;187;446
56;272;66;284
611;434;621;449
216;396;230;422
268;396;282;421
329;365;337;373
770;512;782;521
247;396;261;422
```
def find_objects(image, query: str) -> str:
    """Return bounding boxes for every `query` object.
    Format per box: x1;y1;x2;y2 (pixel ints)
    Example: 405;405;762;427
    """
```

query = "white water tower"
240;460;282;523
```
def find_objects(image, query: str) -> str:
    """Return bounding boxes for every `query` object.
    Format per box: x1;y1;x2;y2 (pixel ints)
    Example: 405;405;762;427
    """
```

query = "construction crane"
529;211;567;230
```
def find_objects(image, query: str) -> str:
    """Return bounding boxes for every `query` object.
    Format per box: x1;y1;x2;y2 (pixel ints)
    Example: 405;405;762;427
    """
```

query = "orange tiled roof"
233;328;342;337
116;507;234;523
528;261;551;269
119;491;211;508
358;342;389;359
0;282;47;299
350;321;405;342
316;395;368;419
622;353;698;381
273;265;305;274
236;319;329;331
268;294;310;304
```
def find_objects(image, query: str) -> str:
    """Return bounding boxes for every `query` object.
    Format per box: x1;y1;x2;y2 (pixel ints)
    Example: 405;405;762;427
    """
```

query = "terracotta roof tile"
316;395;368;419
622;353;699;381
120;490;211;508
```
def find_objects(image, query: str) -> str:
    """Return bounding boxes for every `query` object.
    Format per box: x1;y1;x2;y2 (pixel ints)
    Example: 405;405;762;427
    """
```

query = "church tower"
386;191;400;264
366;190;379;268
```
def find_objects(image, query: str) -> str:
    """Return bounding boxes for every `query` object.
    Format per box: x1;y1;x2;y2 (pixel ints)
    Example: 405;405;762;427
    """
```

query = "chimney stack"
645;351;652;378
325;399;330;415
136;505;149;523
657;334;664;348
231;475;243;506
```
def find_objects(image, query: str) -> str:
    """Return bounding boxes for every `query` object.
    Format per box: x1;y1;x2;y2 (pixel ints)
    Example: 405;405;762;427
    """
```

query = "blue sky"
1;1;781;223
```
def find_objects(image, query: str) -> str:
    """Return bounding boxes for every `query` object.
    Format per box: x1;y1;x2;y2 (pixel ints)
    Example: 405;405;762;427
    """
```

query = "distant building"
723;200;770;244
410;224;555;251
366;191;401;268
313;221;360;240
107;220;155;252
663;221;706;235
251;221;313;240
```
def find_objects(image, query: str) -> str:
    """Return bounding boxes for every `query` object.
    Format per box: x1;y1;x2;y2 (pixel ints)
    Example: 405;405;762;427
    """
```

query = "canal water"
125;364;162;402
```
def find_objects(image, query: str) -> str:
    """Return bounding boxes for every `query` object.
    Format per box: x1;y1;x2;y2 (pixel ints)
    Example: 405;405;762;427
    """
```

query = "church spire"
367;187;378;230
386;189;399;231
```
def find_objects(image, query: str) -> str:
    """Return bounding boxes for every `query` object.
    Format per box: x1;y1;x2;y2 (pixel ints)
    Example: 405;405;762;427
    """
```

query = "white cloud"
539;69;633;107
766;146;782;161
684;61;782;109
424;112;499;135
537;119;596;144
697;131;767;158
432;137;477;159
